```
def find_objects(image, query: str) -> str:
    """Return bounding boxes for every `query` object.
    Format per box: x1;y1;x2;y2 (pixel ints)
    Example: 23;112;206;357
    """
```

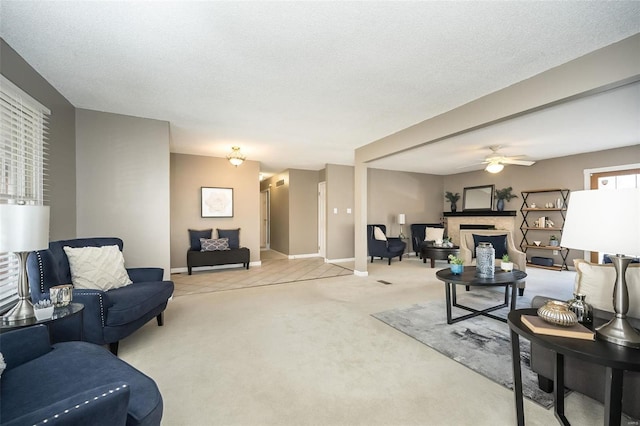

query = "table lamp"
0;204;50;322
561;188;640;348
397;214;406;238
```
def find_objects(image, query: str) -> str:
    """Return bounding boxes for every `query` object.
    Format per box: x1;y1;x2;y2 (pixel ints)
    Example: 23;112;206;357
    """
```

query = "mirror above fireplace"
463;184;495;211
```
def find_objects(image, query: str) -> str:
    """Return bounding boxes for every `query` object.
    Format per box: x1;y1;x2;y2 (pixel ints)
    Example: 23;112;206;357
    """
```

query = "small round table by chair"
1;303;84;343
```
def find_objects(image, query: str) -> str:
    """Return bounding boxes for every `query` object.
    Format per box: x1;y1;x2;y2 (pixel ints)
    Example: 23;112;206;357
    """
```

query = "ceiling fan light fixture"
485;162;504;173
227;146;246;167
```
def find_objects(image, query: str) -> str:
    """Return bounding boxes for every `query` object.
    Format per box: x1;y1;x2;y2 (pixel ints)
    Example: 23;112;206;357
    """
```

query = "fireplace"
444;211;516;246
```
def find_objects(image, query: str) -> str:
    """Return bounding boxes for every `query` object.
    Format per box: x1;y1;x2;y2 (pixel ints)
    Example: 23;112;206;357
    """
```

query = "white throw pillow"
425;227;444;242
574;259;640;318
64;245;133;291
373;226;387;241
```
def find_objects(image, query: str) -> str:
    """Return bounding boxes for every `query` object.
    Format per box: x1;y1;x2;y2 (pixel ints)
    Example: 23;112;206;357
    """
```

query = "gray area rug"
372;289;561;408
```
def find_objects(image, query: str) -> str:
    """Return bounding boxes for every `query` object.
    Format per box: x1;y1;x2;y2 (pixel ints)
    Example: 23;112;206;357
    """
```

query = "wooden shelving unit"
520;189;570;271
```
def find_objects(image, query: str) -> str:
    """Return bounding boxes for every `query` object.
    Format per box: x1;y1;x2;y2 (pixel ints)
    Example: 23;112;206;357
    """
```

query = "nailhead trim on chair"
74;291;107;327
35;384;128;425
36;251;45;293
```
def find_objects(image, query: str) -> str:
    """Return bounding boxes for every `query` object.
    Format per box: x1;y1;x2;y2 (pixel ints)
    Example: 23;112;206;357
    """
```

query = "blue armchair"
0;325;163;425
367;225;406;265
409;223;445;257
27;238;174;355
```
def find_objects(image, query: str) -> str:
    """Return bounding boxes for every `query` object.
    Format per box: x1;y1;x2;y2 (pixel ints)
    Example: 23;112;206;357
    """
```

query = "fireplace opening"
460;224;496;230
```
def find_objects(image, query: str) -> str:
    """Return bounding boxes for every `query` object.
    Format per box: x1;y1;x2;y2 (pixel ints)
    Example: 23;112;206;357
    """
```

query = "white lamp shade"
0;204;50;252
561;189;640;256
397;214;406;225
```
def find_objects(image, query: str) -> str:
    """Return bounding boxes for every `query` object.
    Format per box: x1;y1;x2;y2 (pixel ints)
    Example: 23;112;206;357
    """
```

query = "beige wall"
76;109;171;277
443;145;640;266
289;169;320;255
368;168;443;236
326;164;354;260
171;153;261;269
1;39;77;240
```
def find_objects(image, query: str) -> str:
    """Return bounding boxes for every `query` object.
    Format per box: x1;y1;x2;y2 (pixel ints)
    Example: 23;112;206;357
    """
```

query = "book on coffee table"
522;315;595;341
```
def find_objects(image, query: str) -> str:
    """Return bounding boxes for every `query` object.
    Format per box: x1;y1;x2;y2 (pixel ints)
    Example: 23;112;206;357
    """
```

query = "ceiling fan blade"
501;159;535;166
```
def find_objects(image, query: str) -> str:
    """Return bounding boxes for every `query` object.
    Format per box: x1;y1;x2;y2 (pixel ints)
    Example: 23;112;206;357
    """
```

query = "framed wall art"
201;187;233;218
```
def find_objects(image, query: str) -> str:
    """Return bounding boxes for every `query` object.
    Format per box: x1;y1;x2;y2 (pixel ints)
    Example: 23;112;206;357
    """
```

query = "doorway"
260;189;270;249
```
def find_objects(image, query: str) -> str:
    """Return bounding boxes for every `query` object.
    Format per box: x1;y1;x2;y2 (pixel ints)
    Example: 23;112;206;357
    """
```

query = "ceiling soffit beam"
355;33;640;165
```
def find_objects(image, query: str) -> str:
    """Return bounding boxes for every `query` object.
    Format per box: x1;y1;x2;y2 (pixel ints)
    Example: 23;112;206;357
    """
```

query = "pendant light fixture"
227;146;246;167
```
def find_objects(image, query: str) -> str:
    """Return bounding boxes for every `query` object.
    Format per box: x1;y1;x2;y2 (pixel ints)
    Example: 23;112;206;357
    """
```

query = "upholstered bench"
186;228;250;275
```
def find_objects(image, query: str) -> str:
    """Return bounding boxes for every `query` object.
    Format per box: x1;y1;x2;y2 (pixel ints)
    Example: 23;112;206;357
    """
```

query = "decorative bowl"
533;241;541;246
34;306;54;321
537;301;578;326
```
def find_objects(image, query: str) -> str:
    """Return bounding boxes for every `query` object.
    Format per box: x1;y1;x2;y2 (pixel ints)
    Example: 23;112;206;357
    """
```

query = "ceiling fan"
481;145;535;173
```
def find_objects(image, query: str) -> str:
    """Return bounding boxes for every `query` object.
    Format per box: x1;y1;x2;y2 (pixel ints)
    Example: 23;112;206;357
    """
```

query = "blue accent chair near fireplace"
0;325;163;425
26;237;174;355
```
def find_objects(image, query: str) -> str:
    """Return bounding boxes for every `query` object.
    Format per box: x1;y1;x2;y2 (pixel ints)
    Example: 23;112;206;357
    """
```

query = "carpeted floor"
372;292;560;408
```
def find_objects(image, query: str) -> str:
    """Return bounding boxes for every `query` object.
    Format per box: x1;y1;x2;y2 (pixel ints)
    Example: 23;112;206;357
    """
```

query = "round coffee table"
435;267;526;324
420;243;460;268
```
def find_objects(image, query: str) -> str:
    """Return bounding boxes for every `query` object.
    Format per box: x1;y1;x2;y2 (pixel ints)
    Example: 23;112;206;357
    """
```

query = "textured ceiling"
1;1;639;176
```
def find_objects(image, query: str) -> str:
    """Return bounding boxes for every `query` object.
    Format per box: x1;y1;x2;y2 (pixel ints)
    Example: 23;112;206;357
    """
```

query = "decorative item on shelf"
530;203;536;208
33;299;54;321
444;191;460;213
50;284;73;307
556;198;564;209
537;300;578;326
494;187;518;212
561;188;640;348
397;213;406;238
500;254;513;272
476;242;495;278
448;254;464;275
442;237;454;248
536;216;546;228
226;146;246;167
567;293;593;326
533;240;542;246
549;235;559;247
0;203;50;323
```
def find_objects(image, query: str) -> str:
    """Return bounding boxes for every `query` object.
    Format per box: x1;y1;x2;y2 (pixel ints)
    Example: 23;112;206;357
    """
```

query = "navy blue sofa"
27;238;174;355
367;225;406;265
0;325;162;425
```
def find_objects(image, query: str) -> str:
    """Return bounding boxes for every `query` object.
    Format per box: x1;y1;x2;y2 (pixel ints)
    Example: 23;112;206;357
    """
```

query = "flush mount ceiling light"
485;162;504;173
227;146;246;167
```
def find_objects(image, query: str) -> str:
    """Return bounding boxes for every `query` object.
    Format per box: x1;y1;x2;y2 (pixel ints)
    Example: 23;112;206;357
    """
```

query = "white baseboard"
288;253;321;259
326;257;355;263
354;270;368;277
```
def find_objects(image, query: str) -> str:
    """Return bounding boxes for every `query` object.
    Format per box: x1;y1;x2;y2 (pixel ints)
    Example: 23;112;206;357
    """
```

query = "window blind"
0;74;50;314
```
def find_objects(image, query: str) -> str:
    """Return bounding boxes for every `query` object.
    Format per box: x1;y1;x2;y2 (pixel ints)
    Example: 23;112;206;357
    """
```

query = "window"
0;75;50;314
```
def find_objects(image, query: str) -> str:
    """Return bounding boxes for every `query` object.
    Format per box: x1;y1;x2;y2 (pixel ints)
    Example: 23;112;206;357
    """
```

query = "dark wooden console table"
508;308;640;426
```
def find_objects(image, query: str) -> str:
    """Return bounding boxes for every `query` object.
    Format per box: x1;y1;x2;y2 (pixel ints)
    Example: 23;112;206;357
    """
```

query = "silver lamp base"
2;298;35;323
1;251;35;323
595;255;640;349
